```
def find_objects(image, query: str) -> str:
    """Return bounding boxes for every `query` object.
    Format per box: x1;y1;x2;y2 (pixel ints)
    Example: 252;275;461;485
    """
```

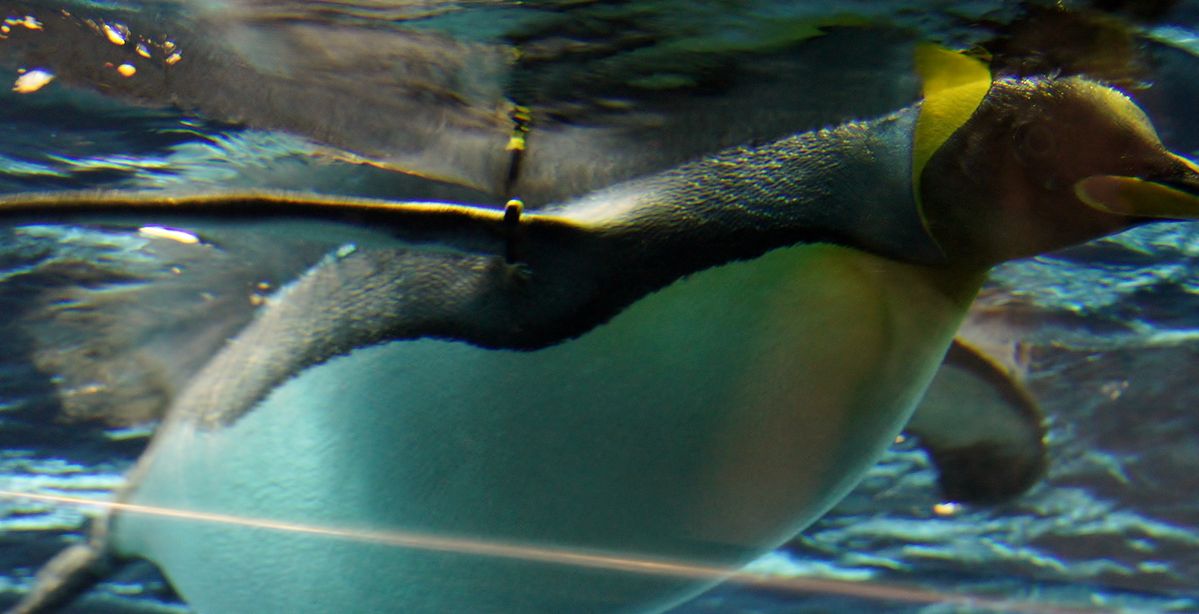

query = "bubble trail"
0;489;1112;614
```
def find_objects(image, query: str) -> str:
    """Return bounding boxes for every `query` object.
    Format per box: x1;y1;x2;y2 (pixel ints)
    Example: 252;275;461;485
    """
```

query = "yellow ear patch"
912;45;992;220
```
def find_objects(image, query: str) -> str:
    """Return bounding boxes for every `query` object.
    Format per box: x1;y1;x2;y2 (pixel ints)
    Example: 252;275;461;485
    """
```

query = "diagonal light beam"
0;489;1111;614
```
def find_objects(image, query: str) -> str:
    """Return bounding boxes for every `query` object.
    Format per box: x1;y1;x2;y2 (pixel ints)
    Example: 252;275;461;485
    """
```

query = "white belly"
112;243;973;613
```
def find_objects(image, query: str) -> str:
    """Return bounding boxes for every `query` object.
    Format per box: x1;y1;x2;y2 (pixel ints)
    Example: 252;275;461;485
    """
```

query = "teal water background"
0;1;1198;612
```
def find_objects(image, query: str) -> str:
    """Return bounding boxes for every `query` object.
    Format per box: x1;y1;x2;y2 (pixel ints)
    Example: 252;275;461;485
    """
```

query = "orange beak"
1075;152;1199;219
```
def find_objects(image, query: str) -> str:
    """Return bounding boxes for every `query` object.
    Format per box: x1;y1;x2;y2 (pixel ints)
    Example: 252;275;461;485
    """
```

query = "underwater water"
0;0;1197;612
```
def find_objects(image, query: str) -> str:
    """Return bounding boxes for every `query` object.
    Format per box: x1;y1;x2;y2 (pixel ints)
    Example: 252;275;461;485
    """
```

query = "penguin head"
919;76;1199;267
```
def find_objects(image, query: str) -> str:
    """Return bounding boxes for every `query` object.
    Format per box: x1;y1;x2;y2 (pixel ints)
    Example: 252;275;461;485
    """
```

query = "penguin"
1;42;1197;613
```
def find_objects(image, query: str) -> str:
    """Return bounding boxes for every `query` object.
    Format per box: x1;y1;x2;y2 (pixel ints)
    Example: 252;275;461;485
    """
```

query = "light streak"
12;69;53;94
102;22;128;46
0;489;1109;614
138;225;199;244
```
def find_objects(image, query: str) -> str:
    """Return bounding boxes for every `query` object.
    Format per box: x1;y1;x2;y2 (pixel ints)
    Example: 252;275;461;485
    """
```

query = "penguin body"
4;43;1199;614
92;106;970;613
111;243;972;613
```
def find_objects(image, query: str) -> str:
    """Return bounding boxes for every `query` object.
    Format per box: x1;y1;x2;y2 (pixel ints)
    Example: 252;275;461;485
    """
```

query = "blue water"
1;1;1198;612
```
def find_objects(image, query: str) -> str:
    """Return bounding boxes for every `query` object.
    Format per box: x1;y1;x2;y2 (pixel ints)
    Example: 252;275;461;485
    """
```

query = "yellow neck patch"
912;45;992;222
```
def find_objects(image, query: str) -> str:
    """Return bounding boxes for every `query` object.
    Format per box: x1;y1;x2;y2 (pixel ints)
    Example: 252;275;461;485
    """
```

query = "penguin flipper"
0;2;925;204
6;540;115;614
0;177;575;428
907;338;1048;504
0;189;582;252
0;3;515;195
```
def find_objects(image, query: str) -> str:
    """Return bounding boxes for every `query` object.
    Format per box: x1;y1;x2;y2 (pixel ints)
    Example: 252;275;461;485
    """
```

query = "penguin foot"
8;541;113;614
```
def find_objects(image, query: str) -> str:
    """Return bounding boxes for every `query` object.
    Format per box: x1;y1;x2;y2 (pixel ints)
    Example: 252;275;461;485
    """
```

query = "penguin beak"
1074;152;1199;219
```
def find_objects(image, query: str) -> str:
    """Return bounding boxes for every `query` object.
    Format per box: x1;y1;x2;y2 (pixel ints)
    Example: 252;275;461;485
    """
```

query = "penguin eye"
1015;122;1056;162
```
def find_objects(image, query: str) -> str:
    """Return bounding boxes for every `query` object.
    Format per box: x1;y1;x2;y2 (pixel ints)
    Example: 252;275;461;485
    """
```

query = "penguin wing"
0;2;516;195
906;339;1048;504
0;187;597;429
0;1;923;204
0;186;890;428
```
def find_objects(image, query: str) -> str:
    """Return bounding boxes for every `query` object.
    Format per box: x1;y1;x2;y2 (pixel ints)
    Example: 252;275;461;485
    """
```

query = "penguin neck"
556;107;944;266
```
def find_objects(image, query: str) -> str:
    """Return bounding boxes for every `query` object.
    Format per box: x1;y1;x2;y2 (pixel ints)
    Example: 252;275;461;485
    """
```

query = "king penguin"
5;46;1199;614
